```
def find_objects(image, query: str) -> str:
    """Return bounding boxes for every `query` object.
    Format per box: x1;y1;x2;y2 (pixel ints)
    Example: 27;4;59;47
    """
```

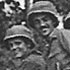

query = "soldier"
27;1;70;70
60;12;70;70
63;12;70;29
27;0;60;57
3;25;46;70
61;12;70;48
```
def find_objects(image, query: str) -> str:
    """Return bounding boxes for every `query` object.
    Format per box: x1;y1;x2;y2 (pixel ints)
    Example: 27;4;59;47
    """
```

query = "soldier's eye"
9;43;13;47
15;42;21;45
42;16;50;21
34;19;40;24
42;18;48;21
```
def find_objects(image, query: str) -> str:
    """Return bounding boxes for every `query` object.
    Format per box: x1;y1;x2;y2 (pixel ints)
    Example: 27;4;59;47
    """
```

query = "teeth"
42;28;48;31
42;29;49;33
42;30;49;35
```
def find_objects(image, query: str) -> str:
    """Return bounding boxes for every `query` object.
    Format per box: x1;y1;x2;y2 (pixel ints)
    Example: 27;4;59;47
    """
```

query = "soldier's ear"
22;37;35;49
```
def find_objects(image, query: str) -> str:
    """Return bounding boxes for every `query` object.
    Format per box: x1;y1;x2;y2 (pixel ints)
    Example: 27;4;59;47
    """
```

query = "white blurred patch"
15;0;25;9
57;16;63;29
3;2;15;13
22;21;26;25
0;0;2;1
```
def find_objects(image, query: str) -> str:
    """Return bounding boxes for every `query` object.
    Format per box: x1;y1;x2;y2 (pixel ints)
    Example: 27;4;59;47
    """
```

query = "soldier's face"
8;38;29;58
32;14;54;36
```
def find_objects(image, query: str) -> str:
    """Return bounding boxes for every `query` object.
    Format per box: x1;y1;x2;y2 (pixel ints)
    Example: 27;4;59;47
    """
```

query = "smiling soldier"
27;1;70;70
3;25;46;70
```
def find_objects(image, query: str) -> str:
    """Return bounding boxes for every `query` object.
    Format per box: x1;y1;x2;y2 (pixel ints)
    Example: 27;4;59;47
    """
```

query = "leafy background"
0;0;69;69
0;0;70;43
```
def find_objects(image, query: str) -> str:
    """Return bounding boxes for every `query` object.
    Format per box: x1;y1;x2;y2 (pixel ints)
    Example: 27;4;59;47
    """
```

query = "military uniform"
60;13;70;70
3;25;46;70
27;1;70;70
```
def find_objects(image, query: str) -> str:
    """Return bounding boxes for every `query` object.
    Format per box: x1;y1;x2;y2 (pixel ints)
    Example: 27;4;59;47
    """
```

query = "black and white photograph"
0;0;70;70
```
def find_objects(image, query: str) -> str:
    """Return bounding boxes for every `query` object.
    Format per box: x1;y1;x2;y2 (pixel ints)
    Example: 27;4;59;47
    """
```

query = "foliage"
33;0;70;15
0;0;26;43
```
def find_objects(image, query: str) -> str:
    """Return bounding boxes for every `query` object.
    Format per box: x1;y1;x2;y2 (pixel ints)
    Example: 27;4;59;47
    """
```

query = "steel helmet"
27;1;59;28
4;25;36;45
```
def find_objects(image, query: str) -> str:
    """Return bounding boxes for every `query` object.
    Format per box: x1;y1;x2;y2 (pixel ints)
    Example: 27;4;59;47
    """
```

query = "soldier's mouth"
14;50;42;60
41;26;49;32
42;28;49;32
41;28;49;35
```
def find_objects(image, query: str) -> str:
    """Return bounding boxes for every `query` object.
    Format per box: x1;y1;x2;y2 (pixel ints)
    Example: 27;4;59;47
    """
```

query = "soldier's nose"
41;23;45;26
11;45;17;50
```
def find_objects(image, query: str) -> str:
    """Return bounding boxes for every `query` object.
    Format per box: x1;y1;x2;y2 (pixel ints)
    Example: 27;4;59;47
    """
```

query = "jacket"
46;29;70;70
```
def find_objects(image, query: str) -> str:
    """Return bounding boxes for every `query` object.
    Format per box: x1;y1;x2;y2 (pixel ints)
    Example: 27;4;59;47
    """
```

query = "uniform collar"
49;29;57;39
